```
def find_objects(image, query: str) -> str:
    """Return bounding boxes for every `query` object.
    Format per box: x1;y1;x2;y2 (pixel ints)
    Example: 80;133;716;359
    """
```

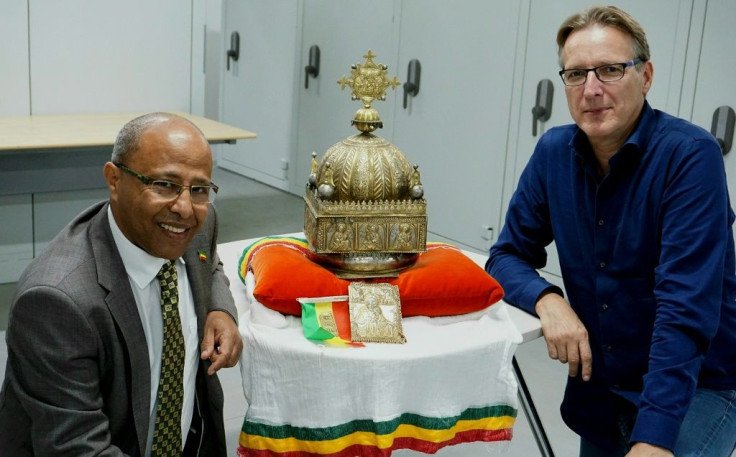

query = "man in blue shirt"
487;6;736;457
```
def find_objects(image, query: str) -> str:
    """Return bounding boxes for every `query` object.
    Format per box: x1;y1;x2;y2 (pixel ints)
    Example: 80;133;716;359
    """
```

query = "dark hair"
556;5;650;67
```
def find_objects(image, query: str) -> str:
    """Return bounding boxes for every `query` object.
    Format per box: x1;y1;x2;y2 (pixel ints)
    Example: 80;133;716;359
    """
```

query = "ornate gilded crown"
304;51;428;278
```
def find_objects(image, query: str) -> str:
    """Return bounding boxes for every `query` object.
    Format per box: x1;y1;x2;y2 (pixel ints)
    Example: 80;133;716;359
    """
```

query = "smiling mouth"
160;223;188;234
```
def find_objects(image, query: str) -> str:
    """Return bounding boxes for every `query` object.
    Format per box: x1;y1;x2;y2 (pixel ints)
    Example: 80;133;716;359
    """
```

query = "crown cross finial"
337;50;400;109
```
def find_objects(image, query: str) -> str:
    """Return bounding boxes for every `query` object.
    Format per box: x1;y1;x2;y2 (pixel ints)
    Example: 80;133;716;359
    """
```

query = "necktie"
151;260;185;456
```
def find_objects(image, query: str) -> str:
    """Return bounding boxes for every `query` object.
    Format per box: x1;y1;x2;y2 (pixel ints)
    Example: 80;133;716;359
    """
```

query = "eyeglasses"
558;59;643;86
114;163;218;204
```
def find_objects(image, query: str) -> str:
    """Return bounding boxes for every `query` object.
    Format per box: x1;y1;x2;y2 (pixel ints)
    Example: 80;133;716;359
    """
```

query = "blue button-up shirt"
487;102;736;450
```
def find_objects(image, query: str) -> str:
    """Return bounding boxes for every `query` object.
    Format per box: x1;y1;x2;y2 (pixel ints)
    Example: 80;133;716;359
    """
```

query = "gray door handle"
305;45;320;89
403;59;421;109
226;31;239;71
532;79;553;136
711;105;735;155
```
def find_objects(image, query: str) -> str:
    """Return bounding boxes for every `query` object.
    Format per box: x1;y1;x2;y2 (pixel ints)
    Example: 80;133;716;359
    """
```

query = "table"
452;253;553;457
0;111;255;151
218;236;551;456
0;111;256;195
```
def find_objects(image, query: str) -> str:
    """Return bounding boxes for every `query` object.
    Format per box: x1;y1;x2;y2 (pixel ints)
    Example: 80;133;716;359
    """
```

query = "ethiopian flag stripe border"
238;405;515;456
238;236;457;285
238;236;311;283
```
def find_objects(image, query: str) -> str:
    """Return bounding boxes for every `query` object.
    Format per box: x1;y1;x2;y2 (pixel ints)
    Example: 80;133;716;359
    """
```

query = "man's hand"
626;442;673;457
200;310;244;375
535;292;592;381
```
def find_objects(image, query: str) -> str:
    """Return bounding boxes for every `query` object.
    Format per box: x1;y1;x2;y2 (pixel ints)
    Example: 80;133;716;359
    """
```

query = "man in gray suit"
0;112;244;456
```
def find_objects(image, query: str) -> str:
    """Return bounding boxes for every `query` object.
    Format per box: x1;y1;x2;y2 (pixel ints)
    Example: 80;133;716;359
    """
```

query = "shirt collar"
621;100;655;155
107;205;184;290
570;100;655;168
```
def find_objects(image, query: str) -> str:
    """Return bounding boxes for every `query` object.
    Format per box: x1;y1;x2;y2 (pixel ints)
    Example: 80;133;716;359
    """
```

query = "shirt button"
601;304;608;311
600;261;606;268
605;345;613;352
598;219;604;226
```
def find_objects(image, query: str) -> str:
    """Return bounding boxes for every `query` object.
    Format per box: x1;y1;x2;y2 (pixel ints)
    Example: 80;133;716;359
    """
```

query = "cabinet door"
293;0;398;194
687;0;736;206
0;0;30;115
33;189;110;256
508;0;693;278
392;0;520;252
220;0;300;190
0;195;33;284
29;0;193;114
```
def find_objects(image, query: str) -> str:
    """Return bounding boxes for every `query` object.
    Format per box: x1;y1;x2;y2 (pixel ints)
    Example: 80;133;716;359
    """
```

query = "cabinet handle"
305;45;320;89
227;31;240;71
711;105;735;155
532;79;553;136
403;59;421;109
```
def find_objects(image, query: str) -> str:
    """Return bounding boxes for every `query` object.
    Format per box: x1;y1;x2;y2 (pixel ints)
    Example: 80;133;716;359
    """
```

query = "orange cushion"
238;236;504;317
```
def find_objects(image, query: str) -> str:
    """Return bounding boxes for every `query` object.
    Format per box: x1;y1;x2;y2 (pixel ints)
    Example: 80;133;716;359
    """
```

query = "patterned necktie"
151;260;185;456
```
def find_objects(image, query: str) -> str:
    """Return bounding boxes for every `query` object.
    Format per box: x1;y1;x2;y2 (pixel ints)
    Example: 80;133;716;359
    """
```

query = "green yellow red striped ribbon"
238;405;516;456
238;236;311;283
238;236;456;285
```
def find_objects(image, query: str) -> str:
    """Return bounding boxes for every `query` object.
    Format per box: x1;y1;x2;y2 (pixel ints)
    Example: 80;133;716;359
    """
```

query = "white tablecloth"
232;262;523;456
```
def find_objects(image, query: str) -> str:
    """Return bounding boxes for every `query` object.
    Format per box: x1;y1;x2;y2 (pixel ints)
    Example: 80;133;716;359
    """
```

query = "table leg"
513;356;555;457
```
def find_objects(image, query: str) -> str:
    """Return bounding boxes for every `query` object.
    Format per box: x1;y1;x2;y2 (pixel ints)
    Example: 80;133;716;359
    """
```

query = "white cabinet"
1;0;204;115
28;0;197;114
33;189;110;256
506;0;694;279
685;0;736;205
219;0;398;193
0;0;30;115
0;195;33;284
219;0;410;193
392;0;521;252
219;0;301;190
292;0;398;194
291;0;519;253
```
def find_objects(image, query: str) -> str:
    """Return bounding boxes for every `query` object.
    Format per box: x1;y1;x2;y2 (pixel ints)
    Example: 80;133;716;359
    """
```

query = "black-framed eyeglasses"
114;163;218;204
558;59;643;86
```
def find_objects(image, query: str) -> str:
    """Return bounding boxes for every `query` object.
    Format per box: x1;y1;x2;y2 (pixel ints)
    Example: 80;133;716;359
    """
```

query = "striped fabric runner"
238;235;311;282
237;405;516;456
237;236;458;284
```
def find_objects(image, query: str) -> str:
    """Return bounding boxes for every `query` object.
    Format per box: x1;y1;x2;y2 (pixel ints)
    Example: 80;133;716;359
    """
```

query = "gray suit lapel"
90;205;151;457
184;229;212;335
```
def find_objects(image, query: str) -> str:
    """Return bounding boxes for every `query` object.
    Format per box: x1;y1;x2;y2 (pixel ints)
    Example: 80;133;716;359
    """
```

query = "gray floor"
0;166;580;456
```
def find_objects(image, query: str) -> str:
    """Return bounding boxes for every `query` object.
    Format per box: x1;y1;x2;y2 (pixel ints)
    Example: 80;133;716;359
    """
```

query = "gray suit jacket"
0;201;237;456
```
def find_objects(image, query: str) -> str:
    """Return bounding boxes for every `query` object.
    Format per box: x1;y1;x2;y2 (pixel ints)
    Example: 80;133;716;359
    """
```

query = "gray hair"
111;112;205;163
556;5;650;67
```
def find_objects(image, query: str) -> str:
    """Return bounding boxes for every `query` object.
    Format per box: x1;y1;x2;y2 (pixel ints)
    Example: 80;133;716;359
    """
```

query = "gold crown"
304;51;427;278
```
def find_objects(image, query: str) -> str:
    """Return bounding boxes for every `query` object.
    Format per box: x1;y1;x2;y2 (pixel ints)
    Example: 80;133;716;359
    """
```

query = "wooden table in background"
0;111;255;152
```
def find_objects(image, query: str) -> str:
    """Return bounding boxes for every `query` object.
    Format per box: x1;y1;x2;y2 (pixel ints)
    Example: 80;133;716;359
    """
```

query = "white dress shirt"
108;207;199;454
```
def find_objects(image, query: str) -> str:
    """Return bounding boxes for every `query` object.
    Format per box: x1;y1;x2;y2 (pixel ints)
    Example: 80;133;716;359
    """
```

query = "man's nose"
169;187;195;217
583;72;604;96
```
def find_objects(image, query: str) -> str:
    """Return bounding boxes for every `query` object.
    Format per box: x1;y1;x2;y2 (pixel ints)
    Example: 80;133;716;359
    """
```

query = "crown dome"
319;133;413;202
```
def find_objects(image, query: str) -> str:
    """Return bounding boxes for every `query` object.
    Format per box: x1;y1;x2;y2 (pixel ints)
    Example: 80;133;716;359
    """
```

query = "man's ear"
641;60;654;97
103;162;120;195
